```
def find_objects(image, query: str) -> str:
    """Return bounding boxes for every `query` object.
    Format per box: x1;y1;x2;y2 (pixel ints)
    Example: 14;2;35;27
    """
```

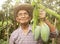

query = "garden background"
0;0;60;44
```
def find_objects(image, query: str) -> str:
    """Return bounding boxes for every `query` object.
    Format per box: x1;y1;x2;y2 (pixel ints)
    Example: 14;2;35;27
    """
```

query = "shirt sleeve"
9;29;19;44
9;34;15;44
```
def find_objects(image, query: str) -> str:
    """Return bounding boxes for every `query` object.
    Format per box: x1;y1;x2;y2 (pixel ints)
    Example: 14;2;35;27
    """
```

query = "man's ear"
16;17;19;22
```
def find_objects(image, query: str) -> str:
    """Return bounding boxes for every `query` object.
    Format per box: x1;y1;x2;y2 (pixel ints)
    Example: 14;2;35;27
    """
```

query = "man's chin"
20;22;29;24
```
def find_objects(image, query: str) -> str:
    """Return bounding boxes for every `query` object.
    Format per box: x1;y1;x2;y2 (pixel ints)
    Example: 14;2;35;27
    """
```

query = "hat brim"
14;4;34;17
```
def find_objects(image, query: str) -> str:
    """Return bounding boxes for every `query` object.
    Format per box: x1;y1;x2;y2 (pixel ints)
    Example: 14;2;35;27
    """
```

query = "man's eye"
24;13;28;15
18;13;22;16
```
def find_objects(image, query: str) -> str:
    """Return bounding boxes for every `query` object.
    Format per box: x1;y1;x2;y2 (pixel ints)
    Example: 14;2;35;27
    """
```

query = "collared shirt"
9;25;39;44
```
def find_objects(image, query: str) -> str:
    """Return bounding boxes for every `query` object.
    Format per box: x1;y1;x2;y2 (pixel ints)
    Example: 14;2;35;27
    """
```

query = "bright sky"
0;0;16;10
0;0;7;10
0;0;6;6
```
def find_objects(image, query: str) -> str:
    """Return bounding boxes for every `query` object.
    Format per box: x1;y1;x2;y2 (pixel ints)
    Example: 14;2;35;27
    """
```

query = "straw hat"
14;3;34;17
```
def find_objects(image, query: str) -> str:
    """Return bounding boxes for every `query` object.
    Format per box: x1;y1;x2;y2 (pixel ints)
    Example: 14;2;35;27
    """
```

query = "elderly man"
9;3;37;44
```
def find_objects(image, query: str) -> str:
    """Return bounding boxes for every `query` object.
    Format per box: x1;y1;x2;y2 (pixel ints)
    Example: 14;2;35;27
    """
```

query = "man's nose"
21;14;25;17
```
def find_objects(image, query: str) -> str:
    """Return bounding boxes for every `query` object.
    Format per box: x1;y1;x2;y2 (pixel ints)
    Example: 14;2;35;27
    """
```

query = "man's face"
16;10;31;24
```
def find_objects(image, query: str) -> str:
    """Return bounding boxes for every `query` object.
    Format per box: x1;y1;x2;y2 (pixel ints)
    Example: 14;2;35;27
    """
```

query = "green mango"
34;26;41;40
41;23;50;42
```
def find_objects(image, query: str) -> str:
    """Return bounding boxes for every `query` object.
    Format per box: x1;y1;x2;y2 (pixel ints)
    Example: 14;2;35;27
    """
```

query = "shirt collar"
18;25;32;32
28;25;32;31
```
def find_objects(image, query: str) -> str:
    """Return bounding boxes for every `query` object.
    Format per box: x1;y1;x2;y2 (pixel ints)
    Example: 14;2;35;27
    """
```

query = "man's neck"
20;23;29;35
20;23;29;30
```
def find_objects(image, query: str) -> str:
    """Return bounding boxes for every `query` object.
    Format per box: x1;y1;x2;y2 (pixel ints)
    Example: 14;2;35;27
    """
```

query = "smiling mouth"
19;18;27;20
